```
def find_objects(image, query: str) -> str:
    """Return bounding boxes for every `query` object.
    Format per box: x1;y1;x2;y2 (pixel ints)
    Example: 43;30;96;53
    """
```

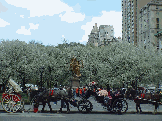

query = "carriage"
27;83;128;114
77;85;128;114
126;88;162;114
1;79;24;113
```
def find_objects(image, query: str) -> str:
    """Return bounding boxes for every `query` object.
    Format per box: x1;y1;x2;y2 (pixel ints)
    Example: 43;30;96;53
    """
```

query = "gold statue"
70;56;83;77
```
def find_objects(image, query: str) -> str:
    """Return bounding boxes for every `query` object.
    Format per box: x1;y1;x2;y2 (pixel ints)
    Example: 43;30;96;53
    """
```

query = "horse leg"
154;102;158;114
138;103;142;113
136;103;139;113
47;99;52;112
41;101;46;112
59;99;64;113
65;99;70;113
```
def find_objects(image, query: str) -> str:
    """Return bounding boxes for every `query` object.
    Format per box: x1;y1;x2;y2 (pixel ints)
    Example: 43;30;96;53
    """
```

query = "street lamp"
39;66;45;89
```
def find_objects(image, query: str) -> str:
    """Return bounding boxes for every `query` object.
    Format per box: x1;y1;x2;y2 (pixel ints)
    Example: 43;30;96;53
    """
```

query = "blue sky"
0;0;122;46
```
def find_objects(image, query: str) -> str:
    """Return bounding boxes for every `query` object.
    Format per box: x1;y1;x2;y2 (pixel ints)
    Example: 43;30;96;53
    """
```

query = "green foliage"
0;39;162;88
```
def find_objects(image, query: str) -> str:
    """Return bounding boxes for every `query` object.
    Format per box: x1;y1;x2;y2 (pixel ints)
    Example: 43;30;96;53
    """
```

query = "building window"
157;24;159;29
156;18;159;23
144;46;146;49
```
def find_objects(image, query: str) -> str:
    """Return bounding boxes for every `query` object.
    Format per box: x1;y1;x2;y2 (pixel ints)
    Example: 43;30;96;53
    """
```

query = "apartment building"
139;0;162;49
87;23;100;47
87;23;118;47
122;0;152;46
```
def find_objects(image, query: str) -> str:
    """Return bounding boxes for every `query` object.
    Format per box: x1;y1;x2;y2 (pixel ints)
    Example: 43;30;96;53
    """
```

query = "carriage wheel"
2;94;22;113
18;99;24;112
78;100;93;113
112;99;128;114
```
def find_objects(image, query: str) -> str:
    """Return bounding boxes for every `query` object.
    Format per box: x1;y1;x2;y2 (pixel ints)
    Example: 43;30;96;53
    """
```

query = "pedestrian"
54;80;58;88
73;88;76;99
76;87;79;97
79;88;82;96
93;88;96;92
83;86;86;96
63;86;66;91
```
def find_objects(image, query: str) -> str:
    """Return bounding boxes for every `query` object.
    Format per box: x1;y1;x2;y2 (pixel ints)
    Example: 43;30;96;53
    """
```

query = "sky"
0;0;122;46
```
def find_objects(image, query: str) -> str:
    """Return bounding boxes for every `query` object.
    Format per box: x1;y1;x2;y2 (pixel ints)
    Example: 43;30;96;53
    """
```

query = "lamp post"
39;66;45;89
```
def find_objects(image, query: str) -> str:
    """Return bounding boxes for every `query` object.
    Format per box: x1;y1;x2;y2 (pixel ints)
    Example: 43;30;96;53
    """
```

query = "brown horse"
129;89;160;114
34;87;72;113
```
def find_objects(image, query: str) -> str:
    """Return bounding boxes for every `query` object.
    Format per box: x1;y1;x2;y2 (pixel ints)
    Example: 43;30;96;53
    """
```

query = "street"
0;97;162;121
0;113;162;121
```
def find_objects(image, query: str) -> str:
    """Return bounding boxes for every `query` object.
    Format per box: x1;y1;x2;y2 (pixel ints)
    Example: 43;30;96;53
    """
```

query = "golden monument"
69;56;83;88
69;56;83;77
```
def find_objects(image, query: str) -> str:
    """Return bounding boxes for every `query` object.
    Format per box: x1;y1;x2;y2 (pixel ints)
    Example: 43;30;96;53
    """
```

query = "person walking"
73;88;76;99
76;87;79;97
79;88;82;96
54;80;58;88
82;86;86;96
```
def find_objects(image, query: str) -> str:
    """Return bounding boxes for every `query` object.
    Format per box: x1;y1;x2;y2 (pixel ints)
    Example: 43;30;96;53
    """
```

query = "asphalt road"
0;97;162;121
0;97;162;113
0;113;162;121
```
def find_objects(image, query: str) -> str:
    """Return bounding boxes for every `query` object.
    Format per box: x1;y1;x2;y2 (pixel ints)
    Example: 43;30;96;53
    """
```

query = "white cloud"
79;11;122;42
16;26;31;35
29;23;39;30
0;2;8;13
16;23;39;35
20;15;24;18
62;35;65;38
59;11;85;23
0;18;10;27
5;0;85;23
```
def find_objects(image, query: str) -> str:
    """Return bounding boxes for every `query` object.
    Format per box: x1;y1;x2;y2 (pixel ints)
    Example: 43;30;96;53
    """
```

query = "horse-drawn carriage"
127;88;162;114
1;79;24;113
77;85;128;114
28;84;128;114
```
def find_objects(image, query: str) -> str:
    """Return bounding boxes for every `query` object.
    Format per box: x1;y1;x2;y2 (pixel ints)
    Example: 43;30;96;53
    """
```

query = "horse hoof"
66;109;70;113
66;111;69;114
57;110;61;113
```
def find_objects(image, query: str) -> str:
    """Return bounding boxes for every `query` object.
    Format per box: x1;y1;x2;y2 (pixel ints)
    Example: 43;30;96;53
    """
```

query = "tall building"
139;0;162;49
87;23;99;47
122;0;152;46
99;25;114;41
87;23;118;47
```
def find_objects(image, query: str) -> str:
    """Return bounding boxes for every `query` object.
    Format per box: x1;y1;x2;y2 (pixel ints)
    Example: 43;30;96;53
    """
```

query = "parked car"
146;87;156;93
25;84;38;90
156;88;162;94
